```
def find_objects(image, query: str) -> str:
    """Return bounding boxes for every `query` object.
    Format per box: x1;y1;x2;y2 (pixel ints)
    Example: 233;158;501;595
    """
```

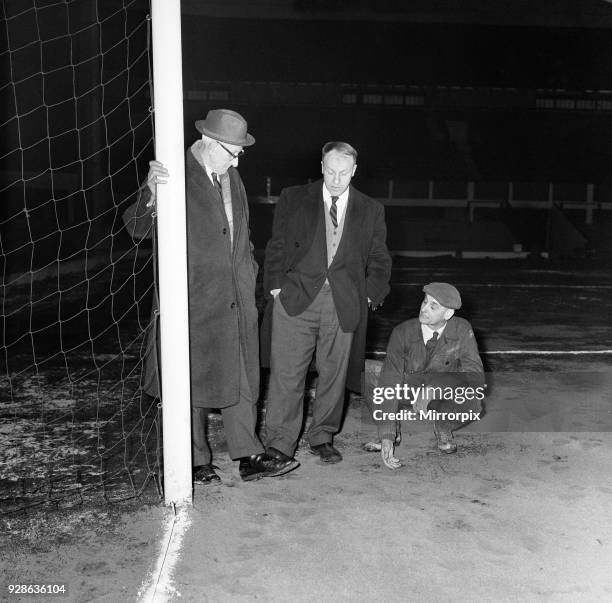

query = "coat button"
230;302;236;309
223;227;227;234
294;242;300;247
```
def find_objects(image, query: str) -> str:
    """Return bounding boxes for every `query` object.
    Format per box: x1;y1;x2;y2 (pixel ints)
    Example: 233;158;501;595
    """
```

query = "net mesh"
0;0;160;513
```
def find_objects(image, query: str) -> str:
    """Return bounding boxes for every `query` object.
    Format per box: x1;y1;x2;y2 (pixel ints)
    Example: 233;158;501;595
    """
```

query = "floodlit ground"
177;427;612;602
1;257;611;601
4;394;612;603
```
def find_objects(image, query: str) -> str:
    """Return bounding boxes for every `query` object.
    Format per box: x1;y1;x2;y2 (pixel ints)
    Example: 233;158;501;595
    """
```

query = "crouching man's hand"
381;438;402;470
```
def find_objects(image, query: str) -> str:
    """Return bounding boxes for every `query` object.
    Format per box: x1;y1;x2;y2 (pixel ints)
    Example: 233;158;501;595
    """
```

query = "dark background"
180;2;612;191
3;0;612;273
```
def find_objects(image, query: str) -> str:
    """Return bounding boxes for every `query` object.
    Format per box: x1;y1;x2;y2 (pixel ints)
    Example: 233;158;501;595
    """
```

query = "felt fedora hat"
195;109;255;147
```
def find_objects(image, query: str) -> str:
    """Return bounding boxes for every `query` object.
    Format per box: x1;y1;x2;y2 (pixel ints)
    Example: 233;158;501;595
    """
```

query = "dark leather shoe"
193;464;221;484
309;443;342;463
265;446;296;463
238;452;299;482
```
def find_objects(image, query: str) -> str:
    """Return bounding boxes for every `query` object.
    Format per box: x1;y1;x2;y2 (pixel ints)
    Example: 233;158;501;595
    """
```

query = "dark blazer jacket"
261;179;392;392
380;317;484;381
376;316;485;438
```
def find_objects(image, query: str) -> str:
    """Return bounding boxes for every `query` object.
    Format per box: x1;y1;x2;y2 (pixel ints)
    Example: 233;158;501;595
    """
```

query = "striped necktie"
330;195;339;228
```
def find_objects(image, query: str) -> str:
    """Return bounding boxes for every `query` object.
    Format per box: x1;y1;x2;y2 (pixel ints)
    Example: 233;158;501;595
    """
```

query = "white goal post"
151;0;192;506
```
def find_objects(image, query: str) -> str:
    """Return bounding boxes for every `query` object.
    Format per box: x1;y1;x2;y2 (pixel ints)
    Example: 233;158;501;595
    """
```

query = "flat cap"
423;282;462;309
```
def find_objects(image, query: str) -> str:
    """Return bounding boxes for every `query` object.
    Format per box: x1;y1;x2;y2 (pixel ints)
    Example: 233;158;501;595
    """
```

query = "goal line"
369;349;612;357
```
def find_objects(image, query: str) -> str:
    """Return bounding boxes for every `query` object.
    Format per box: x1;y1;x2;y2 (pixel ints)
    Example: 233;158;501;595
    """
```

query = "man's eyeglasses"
217;140;245;160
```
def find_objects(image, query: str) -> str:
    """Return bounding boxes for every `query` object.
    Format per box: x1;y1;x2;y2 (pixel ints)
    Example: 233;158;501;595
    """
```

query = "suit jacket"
122;149;259;408
376;316;485;438
261;179;392;392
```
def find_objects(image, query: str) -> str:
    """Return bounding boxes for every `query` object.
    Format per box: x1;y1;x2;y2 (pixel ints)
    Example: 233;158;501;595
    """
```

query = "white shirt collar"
190;145;223;185
205;163;219;185
421;322;447;343
322;184;349;222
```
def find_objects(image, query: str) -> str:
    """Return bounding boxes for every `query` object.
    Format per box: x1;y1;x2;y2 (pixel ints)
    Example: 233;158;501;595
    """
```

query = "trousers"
265;284;353;456
191;349;264;465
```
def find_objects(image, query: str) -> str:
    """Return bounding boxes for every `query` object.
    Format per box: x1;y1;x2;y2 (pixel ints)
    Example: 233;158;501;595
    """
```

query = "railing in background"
253;179;611;225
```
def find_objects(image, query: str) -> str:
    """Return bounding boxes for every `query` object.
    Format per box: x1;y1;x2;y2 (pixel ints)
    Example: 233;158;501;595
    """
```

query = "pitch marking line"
370;350;612;357
483;350;612;355
138;505;192;602
392;282;612;289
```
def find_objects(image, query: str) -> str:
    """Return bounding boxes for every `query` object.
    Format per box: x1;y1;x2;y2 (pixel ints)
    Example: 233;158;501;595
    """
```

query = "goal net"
0;0;161;512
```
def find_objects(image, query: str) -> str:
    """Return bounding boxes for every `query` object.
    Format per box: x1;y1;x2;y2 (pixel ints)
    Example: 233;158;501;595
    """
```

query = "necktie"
330;196;339;228
212;172;233;244
425;331;438;361
212;172;222;198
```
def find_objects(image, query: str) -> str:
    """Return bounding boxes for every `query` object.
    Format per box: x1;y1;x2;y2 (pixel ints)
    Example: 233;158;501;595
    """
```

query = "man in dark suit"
262;141;392;466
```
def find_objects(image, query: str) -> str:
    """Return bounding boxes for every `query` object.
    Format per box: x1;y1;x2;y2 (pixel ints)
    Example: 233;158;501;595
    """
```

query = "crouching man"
373;282;485;470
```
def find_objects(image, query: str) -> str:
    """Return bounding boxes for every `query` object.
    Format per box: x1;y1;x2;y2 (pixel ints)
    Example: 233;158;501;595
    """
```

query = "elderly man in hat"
370;282;485;469
123;109;298;483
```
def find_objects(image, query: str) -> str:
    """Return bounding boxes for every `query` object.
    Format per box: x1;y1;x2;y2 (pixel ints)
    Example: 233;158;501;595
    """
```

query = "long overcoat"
123;150;259;408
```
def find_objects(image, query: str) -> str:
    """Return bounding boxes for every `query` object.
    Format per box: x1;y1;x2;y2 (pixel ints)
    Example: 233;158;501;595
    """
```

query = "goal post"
0;0;195;512
150;0;192;506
